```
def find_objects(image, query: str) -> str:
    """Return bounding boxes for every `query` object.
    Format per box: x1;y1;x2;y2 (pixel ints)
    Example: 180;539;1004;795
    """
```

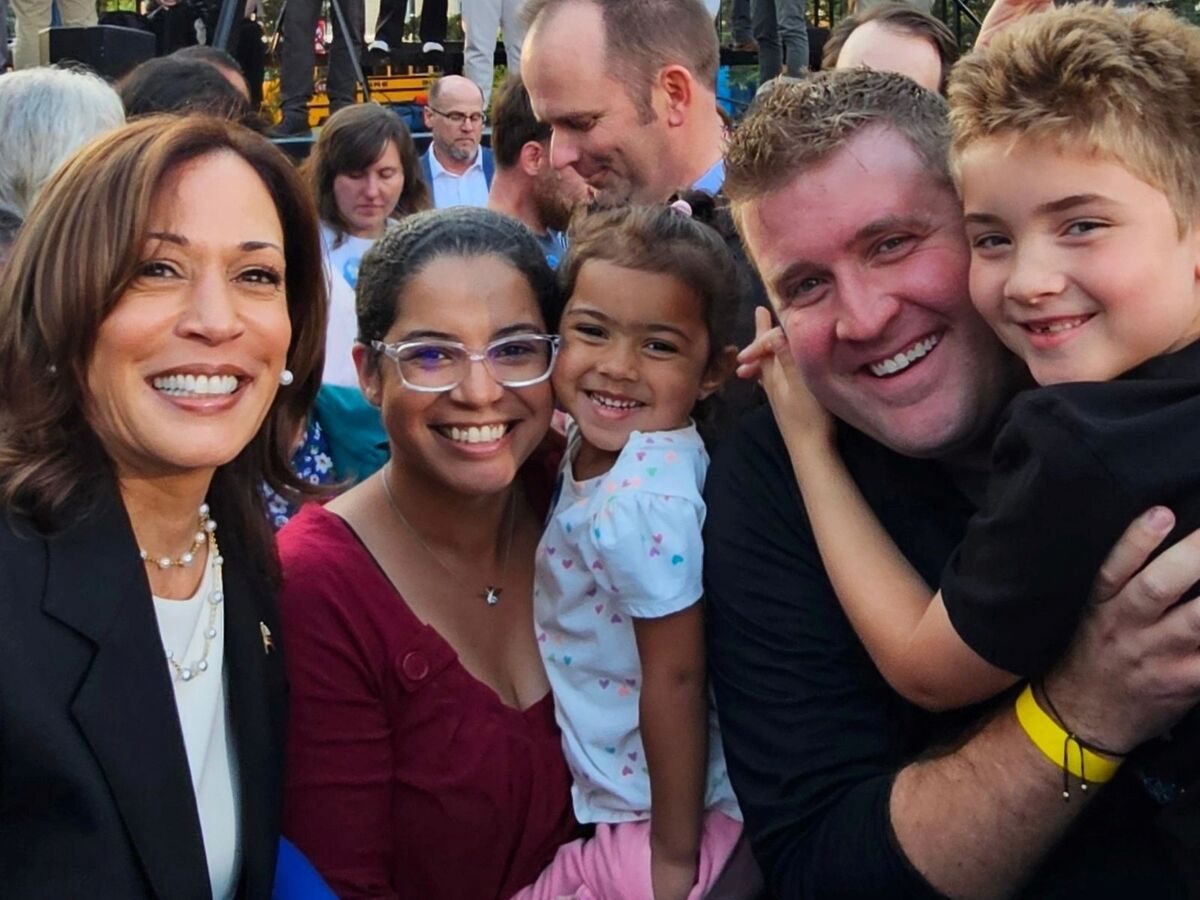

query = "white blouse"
153;557;241;900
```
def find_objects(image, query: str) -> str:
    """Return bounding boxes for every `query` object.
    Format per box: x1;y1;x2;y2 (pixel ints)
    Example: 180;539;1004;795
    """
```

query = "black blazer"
0;484;287;899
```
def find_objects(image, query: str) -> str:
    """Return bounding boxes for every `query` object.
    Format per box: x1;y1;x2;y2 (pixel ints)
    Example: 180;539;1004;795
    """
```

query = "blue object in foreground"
274;837;337;899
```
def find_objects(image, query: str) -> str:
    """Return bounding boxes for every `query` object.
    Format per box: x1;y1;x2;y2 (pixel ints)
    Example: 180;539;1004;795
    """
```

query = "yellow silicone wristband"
1014;684;1122;784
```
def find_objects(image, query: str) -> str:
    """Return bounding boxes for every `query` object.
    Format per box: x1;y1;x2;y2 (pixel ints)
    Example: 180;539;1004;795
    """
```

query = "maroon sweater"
277;458;578;899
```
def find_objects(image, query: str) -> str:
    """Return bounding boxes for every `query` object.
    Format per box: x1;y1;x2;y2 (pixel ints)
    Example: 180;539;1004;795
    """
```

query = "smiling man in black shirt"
704;70;1200;899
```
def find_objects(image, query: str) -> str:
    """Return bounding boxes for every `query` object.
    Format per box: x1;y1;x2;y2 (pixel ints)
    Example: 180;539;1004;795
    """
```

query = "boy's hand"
734;305;778;382
741;307;835;451
650;847;697;900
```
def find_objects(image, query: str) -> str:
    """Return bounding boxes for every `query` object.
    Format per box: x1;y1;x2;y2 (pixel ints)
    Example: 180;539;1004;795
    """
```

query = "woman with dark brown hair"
303;102;430;391
0;114;326;899
279;208;579;899
282;103;433;493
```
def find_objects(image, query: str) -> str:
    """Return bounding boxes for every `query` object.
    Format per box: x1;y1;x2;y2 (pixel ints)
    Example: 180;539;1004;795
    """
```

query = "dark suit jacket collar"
40;482;282;900
216;500;286;900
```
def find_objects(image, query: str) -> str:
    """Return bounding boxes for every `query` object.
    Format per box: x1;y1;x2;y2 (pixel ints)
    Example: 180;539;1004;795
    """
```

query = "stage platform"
365;39;759;72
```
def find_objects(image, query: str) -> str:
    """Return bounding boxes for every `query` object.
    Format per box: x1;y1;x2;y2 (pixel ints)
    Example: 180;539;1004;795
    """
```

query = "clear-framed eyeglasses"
370;334;561;392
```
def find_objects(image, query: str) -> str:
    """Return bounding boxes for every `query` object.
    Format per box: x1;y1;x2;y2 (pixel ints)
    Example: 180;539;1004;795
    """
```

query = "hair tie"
669;199;693;218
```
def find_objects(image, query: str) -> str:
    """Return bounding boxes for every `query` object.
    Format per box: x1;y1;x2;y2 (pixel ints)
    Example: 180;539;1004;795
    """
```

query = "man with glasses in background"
421;74;495;209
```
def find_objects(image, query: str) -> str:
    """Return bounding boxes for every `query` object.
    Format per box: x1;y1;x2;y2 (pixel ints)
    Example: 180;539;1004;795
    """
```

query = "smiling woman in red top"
277;207;578;899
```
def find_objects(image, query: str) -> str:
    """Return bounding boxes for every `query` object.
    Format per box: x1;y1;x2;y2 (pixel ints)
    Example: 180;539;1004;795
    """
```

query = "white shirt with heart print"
533;420;741;825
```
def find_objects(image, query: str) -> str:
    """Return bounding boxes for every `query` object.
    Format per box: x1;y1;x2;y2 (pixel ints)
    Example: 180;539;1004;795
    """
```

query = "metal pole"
212;0;241;51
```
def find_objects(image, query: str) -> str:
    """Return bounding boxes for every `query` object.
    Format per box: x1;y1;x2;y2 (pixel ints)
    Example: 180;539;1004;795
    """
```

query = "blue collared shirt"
691;158;726;196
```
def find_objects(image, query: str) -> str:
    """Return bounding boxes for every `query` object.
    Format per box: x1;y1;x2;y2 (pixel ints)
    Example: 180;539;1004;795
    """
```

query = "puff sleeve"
582;490;706;620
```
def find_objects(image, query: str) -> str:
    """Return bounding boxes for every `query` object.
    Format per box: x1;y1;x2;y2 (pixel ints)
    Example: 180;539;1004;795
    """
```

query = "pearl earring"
279;369;294;386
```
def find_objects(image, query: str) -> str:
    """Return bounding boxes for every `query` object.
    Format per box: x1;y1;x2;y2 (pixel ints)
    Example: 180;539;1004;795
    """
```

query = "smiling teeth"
444;424;508;443
589;393;640;409
1028;317;1088;334
153;374;239;396
868;335;940;378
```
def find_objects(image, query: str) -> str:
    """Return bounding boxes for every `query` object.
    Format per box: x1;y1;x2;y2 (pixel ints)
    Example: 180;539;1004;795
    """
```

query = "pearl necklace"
143;504;225;683
139;503;216;570
162;529;224;683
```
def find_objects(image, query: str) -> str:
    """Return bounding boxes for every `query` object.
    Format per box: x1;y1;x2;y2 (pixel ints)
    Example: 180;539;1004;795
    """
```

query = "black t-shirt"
704;407;1191;898
943;339;1200;677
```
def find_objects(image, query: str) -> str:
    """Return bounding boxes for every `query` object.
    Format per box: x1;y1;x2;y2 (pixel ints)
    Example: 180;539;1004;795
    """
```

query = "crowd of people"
5;0;1200;898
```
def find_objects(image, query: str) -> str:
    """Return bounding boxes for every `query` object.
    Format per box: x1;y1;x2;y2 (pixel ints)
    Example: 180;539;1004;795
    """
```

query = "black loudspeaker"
39;25;157;80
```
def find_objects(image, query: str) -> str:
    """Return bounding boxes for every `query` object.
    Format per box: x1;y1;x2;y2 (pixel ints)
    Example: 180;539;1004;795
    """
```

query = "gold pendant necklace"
380;465;515;607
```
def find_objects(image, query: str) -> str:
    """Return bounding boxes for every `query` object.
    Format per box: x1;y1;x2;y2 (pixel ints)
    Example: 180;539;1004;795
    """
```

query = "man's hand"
976;0;1053;48
738;306;835;450
889;508;1200;899
1046;507;1200;753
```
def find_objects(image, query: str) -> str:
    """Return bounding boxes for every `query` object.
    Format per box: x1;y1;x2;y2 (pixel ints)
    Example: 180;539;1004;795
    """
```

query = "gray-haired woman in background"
0;66;124;214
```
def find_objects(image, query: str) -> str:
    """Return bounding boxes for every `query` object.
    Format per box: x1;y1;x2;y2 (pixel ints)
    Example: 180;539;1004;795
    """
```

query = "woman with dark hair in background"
303;103;430;248
287;103;431;491
304;103;430;388
279;207;579;899
0;115;326;898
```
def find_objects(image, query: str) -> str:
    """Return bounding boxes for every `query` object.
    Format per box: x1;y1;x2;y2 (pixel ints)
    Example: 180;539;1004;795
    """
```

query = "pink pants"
511;811;759;900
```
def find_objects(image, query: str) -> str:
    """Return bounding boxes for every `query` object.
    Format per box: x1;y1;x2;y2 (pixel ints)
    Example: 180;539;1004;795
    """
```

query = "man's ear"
352;342;384;407
698;344;740;400
520;140;544;178
423;105;434;129
658;64;695;128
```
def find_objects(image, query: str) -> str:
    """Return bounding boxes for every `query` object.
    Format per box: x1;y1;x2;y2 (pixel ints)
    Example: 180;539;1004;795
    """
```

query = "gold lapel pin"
260;622;274;654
